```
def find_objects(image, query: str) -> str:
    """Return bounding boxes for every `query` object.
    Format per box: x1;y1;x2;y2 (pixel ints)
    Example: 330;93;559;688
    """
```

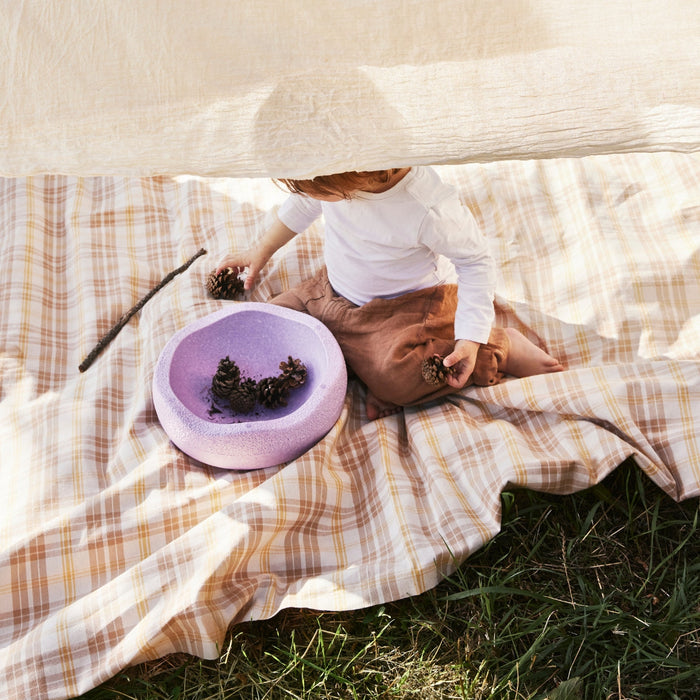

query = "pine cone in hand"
211;356;241;398
228;378;257;414
206;267;245;300
278;356;308;388
257;376;291;409
421;354;456;386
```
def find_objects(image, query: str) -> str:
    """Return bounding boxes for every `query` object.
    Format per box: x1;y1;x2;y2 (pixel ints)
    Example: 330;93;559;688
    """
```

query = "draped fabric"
1;1;699;179
1;152;699;698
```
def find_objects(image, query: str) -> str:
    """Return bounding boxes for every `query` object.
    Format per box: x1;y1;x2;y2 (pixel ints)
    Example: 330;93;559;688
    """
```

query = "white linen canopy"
1;0;699;178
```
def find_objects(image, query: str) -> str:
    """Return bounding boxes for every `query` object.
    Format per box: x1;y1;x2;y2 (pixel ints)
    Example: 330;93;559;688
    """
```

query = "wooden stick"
79;248;207;372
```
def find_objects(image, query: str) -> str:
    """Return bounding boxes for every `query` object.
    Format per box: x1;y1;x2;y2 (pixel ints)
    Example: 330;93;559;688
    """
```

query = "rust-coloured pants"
270;267;510;406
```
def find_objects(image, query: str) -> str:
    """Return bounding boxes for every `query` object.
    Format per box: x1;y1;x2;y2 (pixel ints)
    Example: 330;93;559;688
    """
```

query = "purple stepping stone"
153;303;347;469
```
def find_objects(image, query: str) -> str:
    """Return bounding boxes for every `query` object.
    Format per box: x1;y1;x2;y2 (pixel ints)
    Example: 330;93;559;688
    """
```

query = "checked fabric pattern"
1;153;699;698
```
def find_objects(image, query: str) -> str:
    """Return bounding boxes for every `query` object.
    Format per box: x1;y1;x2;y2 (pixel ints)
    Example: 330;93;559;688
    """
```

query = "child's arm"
216;215;297;291
420;196;496;388
217;194;322;291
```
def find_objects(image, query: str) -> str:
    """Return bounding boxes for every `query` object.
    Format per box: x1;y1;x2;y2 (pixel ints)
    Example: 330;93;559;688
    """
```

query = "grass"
81;458;699;700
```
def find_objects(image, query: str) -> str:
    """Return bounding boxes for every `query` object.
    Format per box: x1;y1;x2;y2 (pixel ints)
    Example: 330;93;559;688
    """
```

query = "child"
217;167;563;419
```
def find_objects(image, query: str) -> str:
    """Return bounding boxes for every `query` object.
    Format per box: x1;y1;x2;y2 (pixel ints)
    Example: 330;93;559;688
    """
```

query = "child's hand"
442;339;480;388
215;216;298;291
216;248;269;291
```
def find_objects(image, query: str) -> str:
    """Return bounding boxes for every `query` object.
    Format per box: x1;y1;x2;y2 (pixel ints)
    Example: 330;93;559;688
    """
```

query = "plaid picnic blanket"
1;152;698;698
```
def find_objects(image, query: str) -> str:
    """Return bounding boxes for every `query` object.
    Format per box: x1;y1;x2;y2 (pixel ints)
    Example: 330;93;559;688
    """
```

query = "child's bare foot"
366;391;402;421
503;328;564;377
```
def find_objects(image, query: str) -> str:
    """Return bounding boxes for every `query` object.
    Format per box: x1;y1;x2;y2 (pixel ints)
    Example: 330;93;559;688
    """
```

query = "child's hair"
277;169;403;200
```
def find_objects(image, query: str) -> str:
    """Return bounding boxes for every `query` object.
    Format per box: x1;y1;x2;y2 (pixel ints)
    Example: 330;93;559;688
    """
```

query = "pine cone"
278;356;307;388
421;354;455;386
228;378;257;414
257;376;290;409
206;267;245;300
211;356;241;398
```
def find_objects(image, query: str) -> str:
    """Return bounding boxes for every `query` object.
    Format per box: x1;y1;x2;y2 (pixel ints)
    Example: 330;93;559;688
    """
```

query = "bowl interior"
168;309;329;423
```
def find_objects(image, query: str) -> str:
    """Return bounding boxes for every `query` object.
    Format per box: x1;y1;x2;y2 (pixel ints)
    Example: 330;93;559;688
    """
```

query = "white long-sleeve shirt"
277;166;495;343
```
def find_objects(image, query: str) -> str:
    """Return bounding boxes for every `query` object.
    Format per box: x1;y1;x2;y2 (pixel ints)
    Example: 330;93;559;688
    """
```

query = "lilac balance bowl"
153;303;347;470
